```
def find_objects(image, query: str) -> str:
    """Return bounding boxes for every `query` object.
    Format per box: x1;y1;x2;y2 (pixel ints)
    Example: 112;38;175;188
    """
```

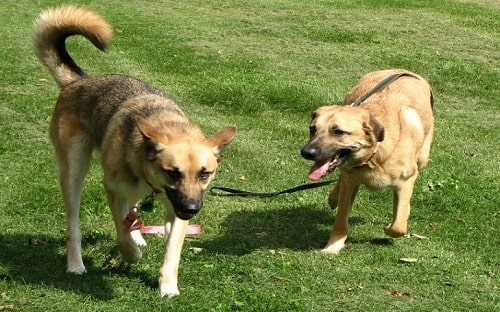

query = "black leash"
211;72;419;198
210;179;337;197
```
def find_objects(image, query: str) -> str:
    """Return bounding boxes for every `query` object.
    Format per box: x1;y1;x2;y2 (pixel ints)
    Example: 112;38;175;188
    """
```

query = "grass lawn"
0;0;498;311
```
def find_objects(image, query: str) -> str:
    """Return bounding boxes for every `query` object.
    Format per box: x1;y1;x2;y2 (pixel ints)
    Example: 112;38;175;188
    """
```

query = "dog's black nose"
176;201;203;220
301;145;318;160
182;201;202;214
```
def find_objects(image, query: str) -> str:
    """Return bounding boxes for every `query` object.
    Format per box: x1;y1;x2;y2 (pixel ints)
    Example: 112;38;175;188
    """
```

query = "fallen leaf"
388;290;410;297
189;247;203;254
400;258;418;263
410;234;428;240
269;274;290;281
347;285;364;291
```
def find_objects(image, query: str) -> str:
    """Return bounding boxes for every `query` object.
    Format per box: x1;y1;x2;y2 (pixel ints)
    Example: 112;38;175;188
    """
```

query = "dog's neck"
353;142;380;168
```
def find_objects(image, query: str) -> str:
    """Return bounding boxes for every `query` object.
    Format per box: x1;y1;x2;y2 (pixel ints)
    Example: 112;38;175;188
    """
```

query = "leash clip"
123;207;143;231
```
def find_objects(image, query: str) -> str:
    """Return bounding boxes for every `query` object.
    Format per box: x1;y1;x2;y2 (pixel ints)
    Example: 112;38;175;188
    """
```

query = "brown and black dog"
33;5;236;297
301;69;434;254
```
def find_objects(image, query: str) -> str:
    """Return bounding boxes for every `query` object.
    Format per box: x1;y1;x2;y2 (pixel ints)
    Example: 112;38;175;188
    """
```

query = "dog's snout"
164;186;204;220
301;145;319;160
182;201;202;214
176;200;202;220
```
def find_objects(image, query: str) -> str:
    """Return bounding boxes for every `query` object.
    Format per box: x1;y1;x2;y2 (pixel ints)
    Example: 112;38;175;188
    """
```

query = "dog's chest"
344;167;392;191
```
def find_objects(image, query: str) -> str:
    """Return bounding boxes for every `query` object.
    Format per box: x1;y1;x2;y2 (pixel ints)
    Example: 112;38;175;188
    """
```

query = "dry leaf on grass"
399;258;418;263
410;234;428;240
388;290;411;297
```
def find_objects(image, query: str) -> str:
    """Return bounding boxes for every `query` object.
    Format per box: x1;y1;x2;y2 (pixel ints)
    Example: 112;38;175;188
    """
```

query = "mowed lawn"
0;0;498;311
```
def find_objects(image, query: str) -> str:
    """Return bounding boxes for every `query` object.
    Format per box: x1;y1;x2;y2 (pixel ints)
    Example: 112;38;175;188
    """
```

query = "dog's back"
344;69;434;170
344;70;433;126
33;6;187;150
56;74;183;147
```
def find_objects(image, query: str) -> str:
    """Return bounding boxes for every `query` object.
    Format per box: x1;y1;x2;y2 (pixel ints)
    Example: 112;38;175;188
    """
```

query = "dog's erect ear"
136;118;166;160
363;115;385;142
206;126;237;160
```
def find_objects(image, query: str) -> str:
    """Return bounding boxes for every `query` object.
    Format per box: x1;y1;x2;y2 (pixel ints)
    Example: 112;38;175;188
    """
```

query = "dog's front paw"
159;281;180;298
67;265;87;275
321;246;342;255
321;239;346;254
131;230;147;247
384;223;407;238
118;238;142;263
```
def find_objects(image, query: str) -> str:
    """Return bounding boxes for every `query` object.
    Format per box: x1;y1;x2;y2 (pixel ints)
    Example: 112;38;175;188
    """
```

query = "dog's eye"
165;168;181;181
331;128;347;137
309;125;317;136
199;168;212;181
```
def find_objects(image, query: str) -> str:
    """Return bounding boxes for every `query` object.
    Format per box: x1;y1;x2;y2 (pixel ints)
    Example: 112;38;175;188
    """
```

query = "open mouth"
308;149;351;180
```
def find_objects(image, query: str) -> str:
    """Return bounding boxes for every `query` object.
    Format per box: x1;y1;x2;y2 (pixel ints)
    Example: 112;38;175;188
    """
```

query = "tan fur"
33;5;236;297
301;69;434;254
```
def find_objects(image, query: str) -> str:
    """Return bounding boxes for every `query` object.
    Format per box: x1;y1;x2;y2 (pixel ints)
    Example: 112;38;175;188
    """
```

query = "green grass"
1;0;499;311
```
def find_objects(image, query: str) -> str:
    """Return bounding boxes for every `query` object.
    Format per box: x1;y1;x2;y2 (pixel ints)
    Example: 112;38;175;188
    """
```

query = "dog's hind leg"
52;132;93;274
417;128;434;170
157;197;188;297
323;175;359;254
384;174;418;237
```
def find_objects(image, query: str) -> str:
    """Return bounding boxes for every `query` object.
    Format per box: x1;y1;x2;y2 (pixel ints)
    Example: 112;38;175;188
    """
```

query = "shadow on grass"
0;233;157;300
199;204;370;255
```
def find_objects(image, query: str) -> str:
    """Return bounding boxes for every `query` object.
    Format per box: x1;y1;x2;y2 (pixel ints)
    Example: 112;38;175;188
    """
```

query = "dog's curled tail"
33;5;113;88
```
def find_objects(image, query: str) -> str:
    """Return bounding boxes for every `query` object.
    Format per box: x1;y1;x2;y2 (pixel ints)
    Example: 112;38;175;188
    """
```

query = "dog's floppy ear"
136;118;167;160
206;126;237;160
364;115;385;142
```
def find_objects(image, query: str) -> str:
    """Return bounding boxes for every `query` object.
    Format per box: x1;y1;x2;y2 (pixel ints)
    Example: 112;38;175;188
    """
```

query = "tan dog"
33;5;236;297
301;69;433;254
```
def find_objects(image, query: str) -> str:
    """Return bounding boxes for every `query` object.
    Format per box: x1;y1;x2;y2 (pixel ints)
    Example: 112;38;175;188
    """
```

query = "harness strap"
351;72;418;107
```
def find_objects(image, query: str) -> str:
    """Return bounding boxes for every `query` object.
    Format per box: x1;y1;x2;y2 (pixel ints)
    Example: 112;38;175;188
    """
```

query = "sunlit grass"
0;0;498;311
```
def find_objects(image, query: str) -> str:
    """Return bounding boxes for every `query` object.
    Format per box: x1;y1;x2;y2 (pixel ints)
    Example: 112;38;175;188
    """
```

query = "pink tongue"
308;161;330;181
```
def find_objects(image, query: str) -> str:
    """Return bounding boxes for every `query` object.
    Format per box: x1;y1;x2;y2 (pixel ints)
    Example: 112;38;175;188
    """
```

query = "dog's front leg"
328;181;340;210
158;212;188;298
105;187;142;263
322;176;359;254
384;175;418;237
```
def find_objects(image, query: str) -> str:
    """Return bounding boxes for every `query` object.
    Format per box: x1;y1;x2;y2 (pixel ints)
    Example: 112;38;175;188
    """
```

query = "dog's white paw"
118;238;142;263
67;265;87;274
131;229;147;247
159;282;180;298
321;242;345;255
321;247;341;255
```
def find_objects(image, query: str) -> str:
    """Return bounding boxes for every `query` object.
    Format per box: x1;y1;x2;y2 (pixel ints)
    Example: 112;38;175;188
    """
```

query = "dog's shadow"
0;205;389;297
0;233;157;300
198;203;369;255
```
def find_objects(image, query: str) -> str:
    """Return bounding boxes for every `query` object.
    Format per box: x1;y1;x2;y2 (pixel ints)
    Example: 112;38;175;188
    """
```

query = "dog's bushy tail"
33;5;113;88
